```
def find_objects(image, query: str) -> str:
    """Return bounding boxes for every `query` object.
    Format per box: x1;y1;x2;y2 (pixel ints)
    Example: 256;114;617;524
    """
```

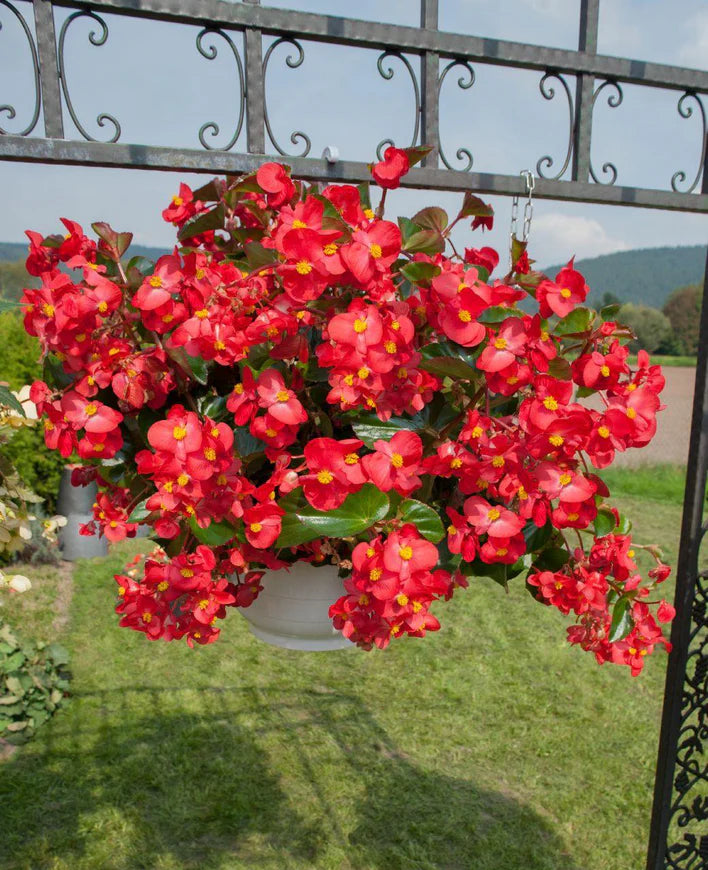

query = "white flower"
8;574;31;593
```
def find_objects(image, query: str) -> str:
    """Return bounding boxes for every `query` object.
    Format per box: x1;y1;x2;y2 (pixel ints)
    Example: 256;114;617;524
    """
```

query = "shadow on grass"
0;686;578;870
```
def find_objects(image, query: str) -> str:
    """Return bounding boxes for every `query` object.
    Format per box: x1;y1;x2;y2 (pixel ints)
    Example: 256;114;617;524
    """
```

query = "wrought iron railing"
0;1;706;866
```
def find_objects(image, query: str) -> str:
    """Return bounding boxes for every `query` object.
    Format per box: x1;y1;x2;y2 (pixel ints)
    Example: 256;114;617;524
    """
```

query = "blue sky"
0;0;706;267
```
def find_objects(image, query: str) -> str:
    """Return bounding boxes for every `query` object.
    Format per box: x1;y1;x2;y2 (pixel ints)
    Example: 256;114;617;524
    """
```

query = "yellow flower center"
567;512;579;522
399;546;413;561
316;470;334;484
494;337;507;350
391;321;400;331
343;374;355;386
172;195;183;206
265;428;277;438
549;434;565;447
384;340;397;353
292;219;307;229
93;443;105;452
450;458;463;469
487;508;500;521
370;243;383;259
353;318;368;333
173;426;187;440
195;309;209;319
177;473;189;487
157;580;169;592
196;268;206;280
471;425;483;439
396;594;409;607
412;600;423;613
600;365;611;377
366;547;375;558
97;301;108;314
518;485;528;500
559;287;571;299
543;396;558;411
149;276;163;288
627;408;637;419
198;599;209;610
276;390;290;402
357;367;370;380
214;340;226;351
323;242;337;256
181;568;194;578
559;473;572;486
391;453;404;468
234;383;244;395
162;313;174;323
506;376;519;385
295;260;312;275
344;453;359;465
364;208;375;220
598;425;610;438
204;447;216;461
42;303;55;317
250;522;262;533
370;567;382;581
85;403;98;417
142;611;152;623
496;548;508;557
491;456;505;468
458;310;472;323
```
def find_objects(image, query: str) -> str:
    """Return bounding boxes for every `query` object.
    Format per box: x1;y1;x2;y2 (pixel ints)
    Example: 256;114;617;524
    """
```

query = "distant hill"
0;241;166;264
542;245;706;309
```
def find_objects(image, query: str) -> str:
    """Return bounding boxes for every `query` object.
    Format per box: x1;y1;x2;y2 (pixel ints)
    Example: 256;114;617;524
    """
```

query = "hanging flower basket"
19;146;674;673
239;562;351;651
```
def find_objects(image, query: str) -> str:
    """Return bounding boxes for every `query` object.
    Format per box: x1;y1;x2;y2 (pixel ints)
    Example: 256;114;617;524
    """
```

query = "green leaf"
594;508;617;538
128;499;151;523
43;354;73;389
276;485;389;548
403;145;432;168
412;206;448;233
477;306;524;324
0;385;25;417
547;356;572;380
398;499;445;543
191;179;222;202
233;427;264;458
352;414;422;448
244;242;279;271
458;193;494;220
616;513;632;535
523;521;553;553
575;385;596;398
178;203;226;242
555;307;594;336
609;596;634;643
401;228;445;256
533;547;570;572
600;303;621;320
399;261;441;284
45;643;70;667
91;222;133;259
189;517;237;547
510;235;527;270
418;355;479;381
165;347;209;385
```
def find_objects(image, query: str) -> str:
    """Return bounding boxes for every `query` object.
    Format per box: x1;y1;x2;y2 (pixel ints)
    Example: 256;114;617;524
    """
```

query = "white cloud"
679;10;708;68
531;213;630;265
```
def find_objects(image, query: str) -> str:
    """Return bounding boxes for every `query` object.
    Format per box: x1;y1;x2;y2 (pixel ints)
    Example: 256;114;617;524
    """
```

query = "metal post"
572;0;599;182
646;139;708;869
420;0;439;167
33;0;64;139
243;0;265;154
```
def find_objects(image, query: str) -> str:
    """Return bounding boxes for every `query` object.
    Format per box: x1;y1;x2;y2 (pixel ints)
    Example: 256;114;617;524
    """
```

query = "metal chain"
509;169;535;268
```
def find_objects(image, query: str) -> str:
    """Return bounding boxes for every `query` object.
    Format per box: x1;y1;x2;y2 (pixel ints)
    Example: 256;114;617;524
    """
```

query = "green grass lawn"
627;354;696;367
0;470;687;870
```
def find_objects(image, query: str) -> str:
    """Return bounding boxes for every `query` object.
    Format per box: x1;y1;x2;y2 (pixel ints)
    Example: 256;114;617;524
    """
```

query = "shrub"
0;618;71;745
663;284;701;355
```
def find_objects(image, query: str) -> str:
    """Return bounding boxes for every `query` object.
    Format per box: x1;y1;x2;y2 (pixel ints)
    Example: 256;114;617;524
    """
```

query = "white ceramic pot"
239;562;351;651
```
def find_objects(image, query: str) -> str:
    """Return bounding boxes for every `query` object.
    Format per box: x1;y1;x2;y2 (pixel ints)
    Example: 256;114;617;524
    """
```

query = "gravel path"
584;367;695;467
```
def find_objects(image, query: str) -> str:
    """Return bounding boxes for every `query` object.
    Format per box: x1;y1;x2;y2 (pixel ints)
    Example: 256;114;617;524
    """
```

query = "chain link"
509;169;535;268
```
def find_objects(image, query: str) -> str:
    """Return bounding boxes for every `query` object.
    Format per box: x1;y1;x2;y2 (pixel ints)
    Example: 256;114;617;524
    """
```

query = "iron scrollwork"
437;59;475;172
664;565;708;869
375;51;421;161
262;37;311;158
589;79;623;185
195;28;245;151
536;71;574;181
57;10;121;143
671;92;707;195
0;0;41;136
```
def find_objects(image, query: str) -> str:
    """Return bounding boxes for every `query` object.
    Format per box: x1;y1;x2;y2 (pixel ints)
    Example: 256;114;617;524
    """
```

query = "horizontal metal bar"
1;135;707;212
39;0;708;93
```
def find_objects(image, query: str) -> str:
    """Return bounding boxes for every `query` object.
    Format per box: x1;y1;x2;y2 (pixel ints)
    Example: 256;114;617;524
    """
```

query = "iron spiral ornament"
437;59;475;172
589;80;623;185
57;10;121;143
0;1;41;136
535;71;574;181
195;27;245;151
262;37;311;158
671;92;707;195
374;51;421;161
